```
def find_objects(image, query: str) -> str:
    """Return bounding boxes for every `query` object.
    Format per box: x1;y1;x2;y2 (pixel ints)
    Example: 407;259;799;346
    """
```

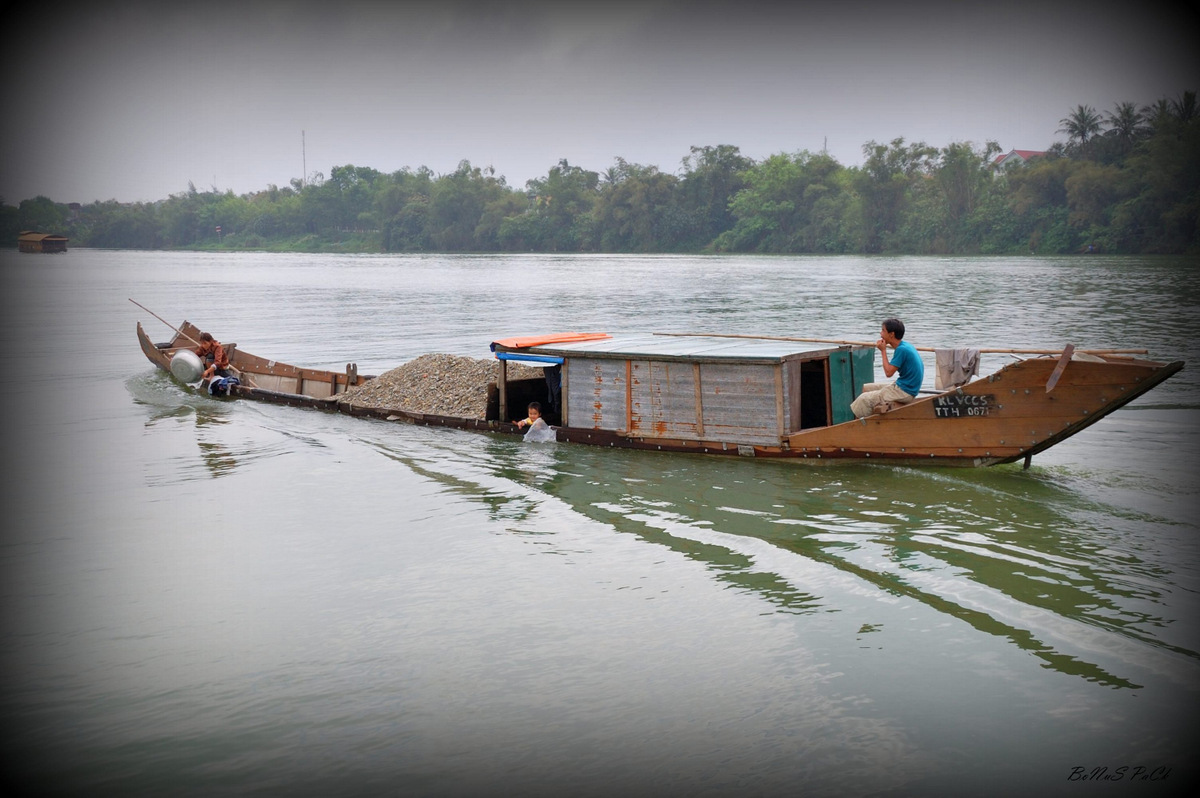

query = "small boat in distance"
137;318;1183;468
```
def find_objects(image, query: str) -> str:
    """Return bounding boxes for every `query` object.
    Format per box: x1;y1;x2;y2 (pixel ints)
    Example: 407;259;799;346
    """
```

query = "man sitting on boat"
195;332;230;381
851;318;924;417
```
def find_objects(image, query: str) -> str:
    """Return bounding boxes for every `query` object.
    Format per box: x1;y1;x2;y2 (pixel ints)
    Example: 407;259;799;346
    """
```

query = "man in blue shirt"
850;318;925;418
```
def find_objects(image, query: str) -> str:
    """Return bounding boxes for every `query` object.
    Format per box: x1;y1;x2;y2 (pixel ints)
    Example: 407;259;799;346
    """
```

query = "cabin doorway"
491;369;562;425
797;359;830;430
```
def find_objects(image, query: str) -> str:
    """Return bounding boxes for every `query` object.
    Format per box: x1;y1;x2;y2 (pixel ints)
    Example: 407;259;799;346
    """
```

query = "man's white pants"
851;382;916;418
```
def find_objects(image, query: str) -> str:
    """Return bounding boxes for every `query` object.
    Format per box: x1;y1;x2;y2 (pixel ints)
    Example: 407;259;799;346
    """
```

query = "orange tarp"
492;332;611;350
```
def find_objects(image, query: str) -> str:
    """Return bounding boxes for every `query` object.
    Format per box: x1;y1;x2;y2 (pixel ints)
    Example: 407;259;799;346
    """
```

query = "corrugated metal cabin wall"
564;357;628;431
565;355;786;445
698;361;784;445
629;359;699;438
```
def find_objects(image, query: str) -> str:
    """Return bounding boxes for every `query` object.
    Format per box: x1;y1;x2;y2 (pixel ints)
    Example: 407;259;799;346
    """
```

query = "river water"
1;250;1197;796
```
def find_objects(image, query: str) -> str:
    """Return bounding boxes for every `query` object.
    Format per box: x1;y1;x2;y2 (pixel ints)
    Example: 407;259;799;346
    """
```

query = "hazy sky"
2;0;1197;204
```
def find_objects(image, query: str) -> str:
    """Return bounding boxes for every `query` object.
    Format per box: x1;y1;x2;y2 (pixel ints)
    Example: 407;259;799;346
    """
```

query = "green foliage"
18;195;69;234
594;158;680;252
80;200;164;249
853;138;937;252
7;92;1196;255
522;159;600;251
0;203;19;247
715;151;848;252
677;145;753;247
426;161;509;251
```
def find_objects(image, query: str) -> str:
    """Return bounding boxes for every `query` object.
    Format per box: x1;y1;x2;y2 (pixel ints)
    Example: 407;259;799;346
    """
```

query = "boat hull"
138;320;368;401
782;354;1183;466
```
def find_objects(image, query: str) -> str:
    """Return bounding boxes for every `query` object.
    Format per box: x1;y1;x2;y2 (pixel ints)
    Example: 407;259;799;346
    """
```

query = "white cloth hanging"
935;348;980;390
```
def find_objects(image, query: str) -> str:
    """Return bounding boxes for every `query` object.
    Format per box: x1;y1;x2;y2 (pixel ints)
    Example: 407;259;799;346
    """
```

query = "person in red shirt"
194;332;230;380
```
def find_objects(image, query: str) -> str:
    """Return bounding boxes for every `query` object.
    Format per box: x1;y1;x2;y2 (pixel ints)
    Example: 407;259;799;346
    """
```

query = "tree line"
4;93;1197;255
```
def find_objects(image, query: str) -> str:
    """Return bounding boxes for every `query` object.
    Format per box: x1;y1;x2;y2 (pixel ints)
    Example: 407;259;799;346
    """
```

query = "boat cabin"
491;334;876;446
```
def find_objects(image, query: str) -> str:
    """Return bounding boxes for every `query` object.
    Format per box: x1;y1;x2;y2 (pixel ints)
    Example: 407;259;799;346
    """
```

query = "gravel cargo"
336;353;543;419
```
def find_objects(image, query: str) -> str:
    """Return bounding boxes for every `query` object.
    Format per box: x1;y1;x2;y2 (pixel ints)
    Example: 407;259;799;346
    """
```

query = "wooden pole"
498;358;508;422
652;332;1147;356
128;299;201;347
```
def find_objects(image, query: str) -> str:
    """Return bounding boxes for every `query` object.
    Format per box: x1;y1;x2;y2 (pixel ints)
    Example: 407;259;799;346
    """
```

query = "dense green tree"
299;164;383;236
426;161;516;251
716;151;848;252
81;200;162;249
676;144;753;248
475;188;527;251
1065;161;1131;249
1116;109;1200;252
377;168;434;251
520;159;600;251
16;195;68;234
966;190;1025;254
854;138;936;252
159;184;204;246
1005;155;1077;252
0;201;20;246
496;209;544;251
593;158;680;251
929;141;1001;251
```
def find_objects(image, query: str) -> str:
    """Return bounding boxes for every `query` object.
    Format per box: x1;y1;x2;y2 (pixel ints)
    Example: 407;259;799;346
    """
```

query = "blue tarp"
495;353;564;365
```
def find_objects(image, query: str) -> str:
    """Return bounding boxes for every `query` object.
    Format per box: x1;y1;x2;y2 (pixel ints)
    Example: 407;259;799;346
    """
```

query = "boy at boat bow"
850;318;924;418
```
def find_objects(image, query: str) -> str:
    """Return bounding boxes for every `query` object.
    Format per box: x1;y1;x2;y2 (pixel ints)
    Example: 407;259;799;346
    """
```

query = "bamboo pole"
652;332;1147;356
129;299;201;347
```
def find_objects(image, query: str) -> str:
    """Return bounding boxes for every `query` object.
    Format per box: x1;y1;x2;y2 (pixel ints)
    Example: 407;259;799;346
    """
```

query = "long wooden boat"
137;321;1183;468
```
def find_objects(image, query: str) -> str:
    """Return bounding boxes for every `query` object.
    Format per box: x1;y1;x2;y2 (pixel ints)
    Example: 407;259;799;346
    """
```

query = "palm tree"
1142;97;1174;133
1058;104;1104;147
1105;101;1146;153
1170;90;1196;123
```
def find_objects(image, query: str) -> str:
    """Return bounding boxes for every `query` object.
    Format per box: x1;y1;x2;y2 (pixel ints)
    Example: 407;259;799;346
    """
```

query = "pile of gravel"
336;353;544;419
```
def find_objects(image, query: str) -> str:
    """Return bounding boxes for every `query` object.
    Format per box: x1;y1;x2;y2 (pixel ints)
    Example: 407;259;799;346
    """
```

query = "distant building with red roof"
993;149;1046;171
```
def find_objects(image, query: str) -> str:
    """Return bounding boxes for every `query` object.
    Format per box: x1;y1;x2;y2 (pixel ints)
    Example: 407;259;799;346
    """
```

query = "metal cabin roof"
500;333;848;363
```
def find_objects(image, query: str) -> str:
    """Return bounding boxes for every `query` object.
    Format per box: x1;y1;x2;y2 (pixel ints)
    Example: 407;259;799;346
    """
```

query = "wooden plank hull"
137;322;1183;467
781;355;1183;465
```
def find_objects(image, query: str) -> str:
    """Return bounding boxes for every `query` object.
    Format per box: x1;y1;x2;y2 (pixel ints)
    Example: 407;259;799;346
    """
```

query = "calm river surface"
1;250;1198;796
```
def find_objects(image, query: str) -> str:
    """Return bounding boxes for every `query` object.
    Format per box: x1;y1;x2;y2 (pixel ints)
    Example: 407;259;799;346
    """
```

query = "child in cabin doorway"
515;402;555;442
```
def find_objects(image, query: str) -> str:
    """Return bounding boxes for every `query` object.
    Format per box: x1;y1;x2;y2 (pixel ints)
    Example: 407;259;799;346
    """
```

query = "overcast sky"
2;0;1197;205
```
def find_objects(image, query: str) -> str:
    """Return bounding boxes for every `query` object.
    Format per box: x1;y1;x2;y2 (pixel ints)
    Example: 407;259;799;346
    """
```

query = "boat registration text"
933;394;996;418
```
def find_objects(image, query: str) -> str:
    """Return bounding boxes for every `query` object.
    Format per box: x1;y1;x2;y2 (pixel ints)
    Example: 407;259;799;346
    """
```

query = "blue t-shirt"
891;340;924;396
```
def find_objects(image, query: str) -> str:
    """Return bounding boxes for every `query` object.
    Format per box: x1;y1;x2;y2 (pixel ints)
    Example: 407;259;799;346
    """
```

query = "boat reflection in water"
372;430;1193;693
